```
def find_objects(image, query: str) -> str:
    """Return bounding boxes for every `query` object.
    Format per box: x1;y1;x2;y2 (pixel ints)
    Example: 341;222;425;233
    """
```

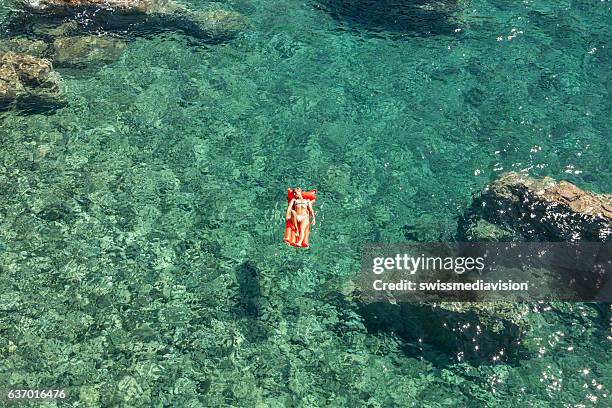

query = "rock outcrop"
52;35;126;67
461;172;611;242
0;52;65;110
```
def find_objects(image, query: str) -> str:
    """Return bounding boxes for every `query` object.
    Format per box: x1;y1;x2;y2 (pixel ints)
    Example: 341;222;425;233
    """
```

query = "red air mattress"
284;189;316;247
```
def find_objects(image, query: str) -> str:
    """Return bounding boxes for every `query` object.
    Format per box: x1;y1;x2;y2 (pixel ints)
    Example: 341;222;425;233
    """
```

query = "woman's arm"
286;199;295;220
308;200;316;225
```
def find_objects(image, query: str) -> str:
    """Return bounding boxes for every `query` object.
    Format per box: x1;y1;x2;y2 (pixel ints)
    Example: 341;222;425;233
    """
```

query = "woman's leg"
296;218;309;246
291;210;298;236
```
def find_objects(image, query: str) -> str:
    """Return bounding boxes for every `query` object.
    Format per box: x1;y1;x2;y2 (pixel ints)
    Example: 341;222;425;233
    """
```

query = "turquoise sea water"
0;0;610;406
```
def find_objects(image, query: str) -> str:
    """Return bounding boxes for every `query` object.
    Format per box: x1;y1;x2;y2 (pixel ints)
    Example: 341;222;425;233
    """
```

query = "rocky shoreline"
0;0;248;112
12;0;248;41
461;172;612;242
359;172;611;364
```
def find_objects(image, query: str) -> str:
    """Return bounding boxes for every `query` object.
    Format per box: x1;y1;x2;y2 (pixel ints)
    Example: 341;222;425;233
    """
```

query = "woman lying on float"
284;187;316;247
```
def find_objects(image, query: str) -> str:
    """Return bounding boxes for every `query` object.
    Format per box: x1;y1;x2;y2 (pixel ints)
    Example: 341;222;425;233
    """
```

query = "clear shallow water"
0;0;610;406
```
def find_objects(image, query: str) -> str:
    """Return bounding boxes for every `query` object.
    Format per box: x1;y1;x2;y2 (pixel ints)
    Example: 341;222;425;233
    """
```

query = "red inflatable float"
284;188;316;247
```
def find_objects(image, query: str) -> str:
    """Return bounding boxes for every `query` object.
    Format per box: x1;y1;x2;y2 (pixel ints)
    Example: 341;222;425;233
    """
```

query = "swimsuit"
294;200;309;222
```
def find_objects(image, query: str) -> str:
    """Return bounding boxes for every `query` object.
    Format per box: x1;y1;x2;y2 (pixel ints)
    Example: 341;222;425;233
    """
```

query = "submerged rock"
462;219;518;242
359;300;532;365
40;21;80;38
0;38;49;58
0;52;65;110
53;35;126;67
462;172;612;242
180;9;248;41
17;0;153;12
317;0;461;37
434;301;531;334
15;0;247;41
